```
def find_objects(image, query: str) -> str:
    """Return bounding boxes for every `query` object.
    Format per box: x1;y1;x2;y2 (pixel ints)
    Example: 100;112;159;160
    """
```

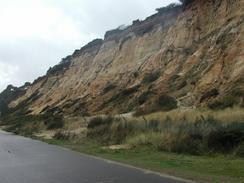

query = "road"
0;130;189;183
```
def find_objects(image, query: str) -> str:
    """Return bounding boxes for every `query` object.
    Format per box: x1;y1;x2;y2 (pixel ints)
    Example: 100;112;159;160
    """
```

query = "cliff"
2;0;244;116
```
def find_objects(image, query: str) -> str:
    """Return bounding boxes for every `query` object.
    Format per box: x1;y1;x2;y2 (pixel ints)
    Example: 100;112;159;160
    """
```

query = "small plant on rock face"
142;71;160;84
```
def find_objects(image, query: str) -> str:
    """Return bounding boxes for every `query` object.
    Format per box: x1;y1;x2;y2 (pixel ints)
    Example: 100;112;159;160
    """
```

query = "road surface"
0;130;189;183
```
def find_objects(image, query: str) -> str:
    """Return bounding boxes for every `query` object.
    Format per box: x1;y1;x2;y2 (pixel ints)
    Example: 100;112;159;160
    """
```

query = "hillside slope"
2;0;244;116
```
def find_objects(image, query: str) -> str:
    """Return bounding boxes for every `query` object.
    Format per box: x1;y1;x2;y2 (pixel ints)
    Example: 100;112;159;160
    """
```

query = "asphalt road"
0;130;189;183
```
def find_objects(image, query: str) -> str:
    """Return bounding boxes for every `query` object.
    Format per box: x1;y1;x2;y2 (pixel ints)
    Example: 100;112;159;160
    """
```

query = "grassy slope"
44;139;244;183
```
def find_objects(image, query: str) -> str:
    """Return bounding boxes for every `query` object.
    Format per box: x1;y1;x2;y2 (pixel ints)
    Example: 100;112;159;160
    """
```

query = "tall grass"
87;108;244;156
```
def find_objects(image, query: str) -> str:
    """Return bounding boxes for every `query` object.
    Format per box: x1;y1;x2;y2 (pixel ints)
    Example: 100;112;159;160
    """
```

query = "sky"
0;0;178;92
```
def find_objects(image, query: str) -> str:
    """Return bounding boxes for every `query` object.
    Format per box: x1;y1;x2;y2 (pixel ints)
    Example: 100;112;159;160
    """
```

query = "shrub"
103;84;116;94
134;95;177;116
87;116;113;129
208;95;240;110
54;131;73;140
86;109;244;156
156;94;178;111
142;71;160;84
44;114;64;130
206;123;244;153
169;133;204;155
156;3;181;14
147;120;160;131
180;0;195;6
137;91;152;105
234;142;244;157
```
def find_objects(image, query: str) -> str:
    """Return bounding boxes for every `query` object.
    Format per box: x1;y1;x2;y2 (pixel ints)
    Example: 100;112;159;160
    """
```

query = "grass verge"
42;138;244;183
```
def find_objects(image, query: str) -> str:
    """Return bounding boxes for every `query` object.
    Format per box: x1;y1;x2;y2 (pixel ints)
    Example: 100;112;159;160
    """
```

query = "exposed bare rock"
3;0;244;116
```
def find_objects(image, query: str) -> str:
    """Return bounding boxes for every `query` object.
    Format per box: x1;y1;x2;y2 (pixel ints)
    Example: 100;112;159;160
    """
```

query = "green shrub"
206;123;244;153
208;95;240;110
87;116;113;129
156;3;181;14
54;131;75;140
103;84;116;94
134;95;177;116
180;0;195;6
156;94;178;111
86;112;244;156
44;114;64;130
147;120;160;131
137;91;152;105
234;142;244;157
142;71;160;84
169;133;204;155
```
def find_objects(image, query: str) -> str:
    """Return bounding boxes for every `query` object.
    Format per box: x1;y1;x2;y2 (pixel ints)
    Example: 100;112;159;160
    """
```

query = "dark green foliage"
87;117;134;145
103;83;117;94
137;92;152;105
86;114;244;156
142;71;160;84
179;0;195;6
231;88;244;97
133;24;155;36
53;131;75;140
5;91;43;116
47;58;71;75
235;142;244;157
200;89;219;103
105;85;139;104
207;123;244;153
0;85;27;115
78;39;103;53
44;114;64;130
208;95;240;110
2;115;44;136
121;86;139;96
156;3;182;14
147;120;160;131
87;116;113;129
156;95;178;111
169;133;204;155
134;95;178;116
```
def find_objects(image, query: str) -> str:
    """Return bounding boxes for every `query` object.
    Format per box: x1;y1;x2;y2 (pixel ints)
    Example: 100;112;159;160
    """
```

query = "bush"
169;133;203;155
87;117;136;145
147;120;160;131
137;91;152;105
54;131;73;140
44;114;64;130
156;95;178;111
156;3;181;14
206;123;244;153
86;111;244;156
234;142;244;157
134;95;177;116
103;83;116;94
180;0;195;6
142;71;160;84
208;95;240;110
87;116;113;129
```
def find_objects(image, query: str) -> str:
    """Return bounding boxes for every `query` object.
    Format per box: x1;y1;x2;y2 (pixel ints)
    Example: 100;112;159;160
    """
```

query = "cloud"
0;0;178;92
0;61;19;88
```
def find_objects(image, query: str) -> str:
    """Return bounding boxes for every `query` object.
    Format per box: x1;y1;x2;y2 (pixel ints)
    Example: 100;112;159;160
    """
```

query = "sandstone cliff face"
6;0;244;116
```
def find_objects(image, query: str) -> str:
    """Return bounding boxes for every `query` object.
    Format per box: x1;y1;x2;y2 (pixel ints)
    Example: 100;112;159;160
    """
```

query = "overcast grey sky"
0;0;178;92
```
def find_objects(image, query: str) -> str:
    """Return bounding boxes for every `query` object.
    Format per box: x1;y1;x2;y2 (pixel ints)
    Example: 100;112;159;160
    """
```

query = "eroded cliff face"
6;0;244;116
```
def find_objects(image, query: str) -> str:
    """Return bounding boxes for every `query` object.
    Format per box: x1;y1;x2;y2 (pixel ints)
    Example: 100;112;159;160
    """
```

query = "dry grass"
141;107;244;124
